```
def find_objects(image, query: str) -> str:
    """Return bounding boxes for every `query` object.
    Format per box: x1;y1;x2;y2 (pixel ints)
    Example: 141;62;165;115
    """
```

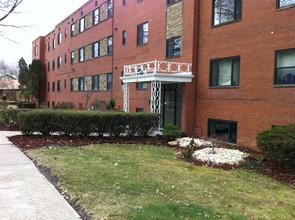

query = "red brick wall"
196;1;295;149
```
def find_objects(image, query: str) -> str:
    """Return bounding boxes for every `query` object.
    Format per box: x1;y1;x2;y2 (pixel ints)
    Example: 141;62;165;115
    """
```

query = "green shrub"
106;99;116;110
163;124;182;137
256;125;295;167
52;102;75;109
0;109;29;127
17;110;160;137
17;102;36;109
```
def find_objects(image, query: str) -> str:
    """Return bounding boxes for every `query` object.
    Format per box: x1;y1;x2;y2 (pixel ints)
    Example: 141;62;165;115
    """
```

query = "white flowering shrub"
176;137;213;148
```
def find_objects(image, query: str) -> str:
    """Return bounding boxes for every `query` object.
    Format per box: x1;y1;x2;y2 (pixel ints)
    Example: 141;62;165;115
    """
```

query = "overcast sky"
0;0;87;66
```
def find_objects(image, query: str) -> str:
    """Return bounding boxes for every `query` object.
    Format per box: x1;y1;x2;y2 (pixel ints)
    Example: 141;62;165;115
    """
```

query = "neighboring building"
0;74;20;101
32;0;295;150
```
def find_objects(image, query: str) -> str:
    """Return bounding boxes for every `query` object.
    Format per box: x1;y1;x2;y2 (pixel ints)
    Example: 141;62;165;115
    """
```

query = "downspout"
192;0;201;134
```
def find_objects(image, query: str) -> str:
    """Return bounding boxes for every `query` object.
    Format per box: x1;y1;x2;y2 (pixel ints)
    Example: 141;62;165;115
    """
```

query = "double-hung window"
80;18;85;33
137;22;148;45
47;62;50;72
275;49;295;85
107;37;113;54
107;73;112;90
166;37;182;58
57;80;61;92
210;56;240;87
277;0;295;8
52;38;56;49
79;48;85;62
93;8;100;25
92;75;100;91
122;31;126;45
58;32;62;44
78;77;84;91
52;60;55;71
71;51;75;64
93;42;100;58
57;56;62;68
71;24;75;37
213;0;242;26
108;0;113;17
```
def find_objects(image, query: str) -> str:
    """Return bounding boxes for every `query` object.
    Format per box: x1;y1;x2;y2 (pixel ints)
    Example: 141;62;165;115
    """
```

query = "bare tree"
0;0;28;42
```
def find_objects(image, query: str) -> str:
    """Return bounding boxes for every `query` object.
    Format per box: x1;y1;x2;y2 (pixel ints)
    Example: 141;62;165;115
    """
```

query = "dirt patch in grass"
7;133;295;186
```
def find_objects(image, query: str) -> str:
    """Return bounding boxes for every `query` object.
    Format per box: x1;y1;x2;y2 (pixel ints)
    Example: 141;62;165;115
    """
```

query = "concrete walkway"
0;131;81;220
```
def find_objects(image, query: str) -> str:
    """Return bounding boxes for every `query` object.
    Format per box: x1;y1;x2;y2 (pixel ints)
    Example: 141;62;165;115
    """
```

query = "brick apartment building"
32;0;295;150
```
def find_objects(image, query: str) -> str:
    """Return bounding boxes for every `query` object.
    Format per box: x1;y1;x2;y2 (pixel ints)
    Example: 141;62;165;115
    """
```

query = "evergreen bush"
256;125;295;167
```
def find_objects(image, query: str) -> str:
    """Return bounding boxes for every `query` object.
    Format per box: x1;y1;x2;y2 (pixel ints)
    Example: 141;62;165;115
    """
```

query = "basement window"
208;119;237;143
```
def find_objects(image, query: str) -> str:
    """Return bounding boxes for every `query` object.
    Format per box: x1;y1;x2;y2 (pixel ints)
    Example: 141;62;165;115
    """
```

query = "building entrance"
161;84;182;128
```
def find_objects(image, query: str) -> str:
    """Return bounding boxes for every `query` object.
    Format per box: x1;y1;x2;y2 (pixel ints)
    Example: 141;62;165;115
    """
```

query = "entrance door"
161;84;182;128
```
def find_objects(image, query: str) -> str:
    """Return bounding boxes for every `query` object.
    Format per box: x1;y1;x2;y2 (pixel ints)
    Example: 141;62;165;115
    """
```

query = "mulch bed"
3;124;294;186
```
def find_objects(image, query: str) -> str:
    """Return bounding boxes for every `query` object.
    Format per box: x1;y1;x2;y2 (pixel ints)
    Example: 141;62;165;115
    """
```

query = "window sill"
276;4;295;11
137;43;148;47
212;19;242;28
209;86;239;89
274;84;295;88
166;55;181;60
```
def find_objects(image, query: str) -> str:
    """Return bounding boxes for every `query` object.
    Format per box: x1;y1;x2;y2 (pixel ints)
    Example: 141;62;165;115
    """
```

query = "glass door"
161;84;182;128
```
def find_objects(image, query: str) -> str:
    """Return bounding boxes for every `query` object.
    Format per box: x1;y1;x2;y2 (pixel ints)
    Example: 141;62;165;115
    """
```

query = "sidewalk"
0;131;81;220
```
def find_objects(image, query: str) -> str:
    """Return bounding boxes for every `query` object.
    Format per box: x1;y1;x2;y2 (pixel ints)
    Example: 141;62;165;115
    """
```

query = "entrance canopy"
120;60;193;114
121;60;193;83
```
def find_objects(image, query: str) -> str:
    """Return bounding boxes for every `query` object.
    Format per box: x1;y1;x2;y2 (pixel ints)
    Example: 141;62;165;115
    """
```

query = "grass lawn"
27;144;295;220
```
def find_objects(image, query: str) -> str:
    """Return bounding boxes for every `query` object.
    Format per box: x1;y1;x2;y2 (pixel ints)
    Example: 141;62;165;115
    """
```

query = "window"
70;79;74;91
48;41;50;51
47;82;50;92
107;73;112;90
57;56;62;68
52;82;55;92
58;32;62;44
122;30;126;45
64;79;67;89
166;37;182;58
65;54;67;63
108;0;113;17
57;80;61;91
210;56;240;87
137;22;148;45
275;49;295;85
47;62;50;72
208;119;237;143
136;108;144;112
71;51;75;64
52;38;56;49
123;0;126;5
277;0;295;8
92;42;100;58
78;77;84;91
167;0;181;5
213;0;242;26
136;82;147;90
80;17;85;32
71;24;75;37
48;101;50;107
52;101;55;107
34;46;38;56
93;8;100;25
65;28;67;38
79;48;85;62
107;37;113;54
92;75;100;90
52;60;55;71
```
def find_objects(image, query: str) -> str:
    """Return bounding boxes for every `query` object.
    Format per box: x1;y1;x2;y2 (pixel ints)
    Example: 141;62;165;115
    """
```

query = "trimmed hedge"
0;109;30;127
17;110;160;137
17;102;36;109
256;125;295;166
